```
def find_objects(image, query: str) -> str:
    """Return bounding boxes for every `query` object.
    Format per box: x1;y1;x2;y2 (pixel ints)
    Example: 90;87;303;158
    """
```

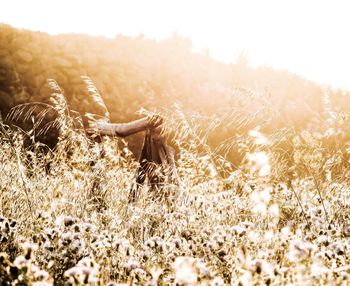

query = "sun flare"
1;0;350;89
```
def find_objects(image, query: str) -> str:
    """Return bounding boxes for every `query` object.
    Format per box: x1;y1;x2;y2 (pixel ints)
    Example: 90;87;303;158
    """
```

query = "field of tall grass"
1;79;350;285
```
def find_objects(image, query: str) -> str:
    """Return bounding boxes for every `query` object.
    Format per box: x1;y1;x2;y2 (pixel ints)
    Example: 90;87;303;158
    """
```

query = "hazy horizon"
1;0;349;90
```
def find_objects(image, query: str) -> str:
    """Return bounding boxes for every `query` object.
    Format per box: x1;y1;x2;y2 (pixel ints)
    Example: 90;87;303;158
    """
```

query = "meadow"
2;24;350;286
1;77;350;285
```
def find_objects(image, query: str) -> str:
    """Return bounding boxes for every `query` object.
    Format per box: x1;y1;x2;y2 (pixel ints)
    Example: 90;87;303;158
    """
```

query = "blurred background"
0;0;349;167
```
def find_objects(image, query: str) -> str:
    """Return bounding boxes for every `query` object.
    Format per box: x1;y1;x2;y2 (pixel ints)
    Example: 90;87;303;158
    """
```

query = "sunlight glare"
1;0;349;89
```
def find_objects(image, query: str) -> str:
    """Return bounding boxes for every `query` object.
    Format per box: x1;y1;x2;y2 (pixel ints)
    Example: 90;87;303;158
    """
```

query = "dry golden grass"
1;82;350;285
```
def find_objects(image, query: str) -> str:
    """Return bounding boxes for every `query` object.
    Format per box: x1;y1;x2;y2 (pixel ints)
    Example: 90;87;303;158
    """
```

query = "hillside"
3;24;350;163
2;24;347;127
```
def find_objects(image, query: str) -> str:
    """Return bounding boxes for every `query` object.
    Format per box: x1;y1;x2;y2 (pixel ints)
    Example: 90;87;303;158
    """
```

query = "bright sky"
1;0;350;90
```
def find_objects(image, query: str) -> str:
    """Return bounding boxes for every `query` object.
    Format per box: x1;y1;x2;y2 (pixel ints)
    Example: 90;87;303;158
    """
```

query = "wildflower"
268;204;279;218
145;239;155;248
13;255;28;268
148;268;163;286
232;225;246;236
174;257;198;285
281;227;290;237
61;232;73;245
316;235;329;246
34;269;50;280
55;215;77;228
124;258;140;273
311;261;329;277
162;241;174;253
252;202;267;216
173;238;182;248
288;240;316;262
71;239;84;253
238;271;252;286
248;259;274;276
247;152;271;176
197;261;211;279
210;276;225;286
32;282;53;286
82;222;96;232
329;242;344;256
249;129;269;145
264;231;274;242
22;241;38;260
65;257;99;284
106;283;118;286
133;267;147;280
250;188;271;216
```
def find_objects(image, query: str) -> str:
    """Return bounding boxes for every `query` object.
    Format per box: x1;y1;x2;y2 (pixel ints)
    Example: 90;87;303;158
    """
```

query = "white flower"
252;202;267;216
288;240;316;262
22;241;38;252
64;257;99;284
248;259;274;276
210;276;225;285
264;231;274;242
311;261;329;277
268;204;279;218
250;188;272;216
14;255;28;268
174;257;198;285
238;271;252;286
247;152;271;176
249;129;269;145
34;269;50;280
124;258;140;272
